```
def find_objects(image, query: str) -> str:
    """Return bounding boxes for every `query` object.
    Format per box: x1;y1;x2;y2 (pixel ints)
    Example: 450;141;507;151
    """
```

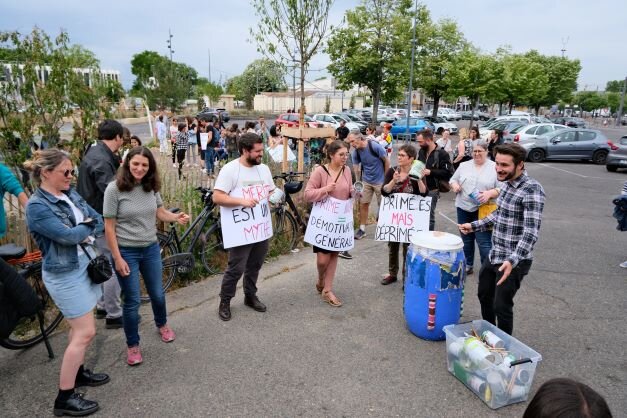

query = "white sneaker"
172;163;177;168
201;168;207;174
620;261;627;268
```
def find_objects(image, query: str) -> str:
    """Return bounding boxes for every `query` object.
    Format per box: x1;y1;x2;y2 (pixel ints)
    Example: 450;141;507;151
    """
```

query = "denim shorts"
43;251;102;319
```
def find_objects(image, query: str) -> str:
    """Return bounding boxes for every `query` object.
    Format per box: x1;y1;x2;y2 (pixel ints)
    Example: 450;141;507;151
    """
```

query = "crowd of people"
0;113;620;416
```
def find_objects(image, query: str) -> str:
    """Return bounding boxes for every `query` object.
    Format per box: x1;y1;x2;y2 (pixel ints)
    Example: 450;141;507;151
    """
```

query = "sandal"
316;278;324;294
322;290;342;307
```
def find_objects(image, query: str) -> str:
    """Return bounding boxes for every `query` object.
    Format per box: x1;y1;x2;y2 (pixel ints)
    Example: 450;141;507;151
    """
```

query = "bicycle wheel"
0;263;64;349
200;224;227;276
140;232;178;303
269;209;298;256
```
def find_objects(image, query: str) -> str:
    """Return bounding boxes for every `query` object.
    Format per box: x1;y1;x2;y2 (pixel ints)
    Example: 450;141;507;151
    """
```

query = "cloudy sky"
1;0;625;92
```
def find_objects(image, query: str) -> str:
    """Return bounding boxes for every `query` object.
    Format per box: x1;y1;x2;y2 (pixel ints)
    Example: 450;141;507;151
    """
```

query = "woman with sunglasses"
380;144;427;286
25;149;109;417
449;142;502;274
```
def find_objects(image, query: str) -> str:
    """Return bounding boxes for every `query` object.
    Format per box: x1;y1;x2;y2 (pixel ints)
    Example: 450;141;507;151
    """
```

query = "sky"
1;0;625;92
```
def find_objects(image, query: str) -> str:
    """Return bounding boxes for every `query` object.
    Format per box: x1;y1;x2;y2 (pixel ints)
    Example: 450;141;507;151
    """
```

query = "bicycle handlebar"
273;171;307;180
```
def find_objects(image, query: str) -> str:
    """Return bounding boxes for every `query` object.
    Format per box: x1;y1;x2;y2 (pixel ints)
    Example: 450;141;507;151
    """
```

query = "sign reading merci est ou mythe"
220;184;273;249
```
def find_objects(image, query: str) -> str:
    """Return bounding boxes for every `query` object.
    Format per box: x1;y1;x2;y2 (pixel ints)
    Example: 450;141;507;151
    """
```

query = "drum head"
410;231;463;251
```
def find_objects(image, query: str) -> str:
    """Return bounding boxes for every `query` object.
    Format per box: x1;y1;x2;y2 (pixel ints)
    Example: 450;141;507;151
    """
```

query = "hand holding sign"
240;198;259;208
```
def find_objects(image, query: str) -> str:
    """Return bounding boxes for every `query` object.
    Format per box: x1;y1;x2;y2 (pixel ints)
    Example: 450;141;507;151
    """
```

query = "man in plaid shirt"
459;143;545;335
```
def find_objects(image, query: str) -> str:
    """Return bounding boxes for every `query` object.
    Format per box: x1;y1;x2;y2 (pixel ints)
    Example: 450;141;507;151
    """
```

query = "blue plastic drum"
404;231;465;341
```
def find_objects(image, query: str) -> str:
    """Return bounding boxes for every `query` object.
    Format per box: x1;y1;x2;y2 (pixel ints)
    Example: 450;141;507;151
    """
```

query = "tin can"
487;370;507;399
353;181;364;193
482;330;505;349
468;375;487;397
509;384;528;399
268;188;285;205
464;337;495;367
468;189;482;205
409;160;426;180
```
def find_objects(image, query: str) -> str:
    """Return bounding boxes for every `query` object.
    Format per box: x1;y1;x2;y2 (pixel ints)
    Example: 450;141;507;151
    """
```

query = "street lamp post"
616;76;627;127
405;0;419;140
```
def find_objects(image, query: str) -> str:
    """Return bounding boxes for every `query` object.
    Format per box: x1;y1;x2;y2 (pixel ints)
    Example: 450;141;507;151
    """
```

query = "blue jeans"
117;242;167;347
456;207;492;268
205;148;215;173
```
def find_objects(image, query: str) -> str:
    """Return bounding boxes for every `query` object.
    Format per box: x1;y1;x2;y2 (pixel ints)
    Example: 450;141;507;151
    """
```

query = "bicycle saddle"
284;181;303;194
0;243;27;261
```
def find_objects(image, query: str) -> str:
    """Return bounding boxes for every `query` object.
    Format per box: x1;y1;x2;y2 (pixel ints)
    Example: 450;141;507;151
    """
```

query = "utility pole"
167;29;174;61
208;49;211;82
615;76;626;127
405;0;419;139
560;36;569;58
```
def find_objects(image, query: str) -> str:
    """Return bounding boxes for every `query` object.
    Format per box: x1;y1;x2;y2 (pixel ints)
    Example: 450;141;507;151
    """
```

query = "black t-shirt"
336;126;349;140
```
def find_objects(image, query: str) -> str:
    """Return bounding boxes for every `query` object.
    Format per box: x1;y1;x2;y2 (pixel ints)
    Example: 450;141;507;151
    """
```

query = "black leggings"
176;149;186;179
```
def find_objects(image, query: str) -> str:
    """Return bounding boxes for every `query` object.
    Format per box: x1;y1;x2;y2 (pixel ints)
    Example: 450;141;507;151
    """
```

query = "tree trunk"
372;86;381;125
508;101;514;114
498;102;503;116
431;92;441;118
468;95;479;130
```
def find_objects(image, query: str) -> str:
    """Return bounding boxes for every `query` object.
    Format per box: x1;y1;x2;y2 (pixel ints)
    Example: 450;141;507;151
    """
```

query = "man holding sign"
212;133;276;321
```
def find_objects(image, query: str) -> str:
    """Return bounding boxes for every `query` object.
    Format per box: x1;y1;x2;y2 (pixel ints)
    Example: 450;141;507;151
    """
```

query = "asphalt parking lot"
1;155;625;417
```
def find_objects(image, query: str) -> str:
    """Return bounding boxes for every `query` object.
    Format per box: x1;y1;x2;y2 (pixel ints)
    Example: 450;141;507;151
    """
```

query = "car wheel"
527;149;545;163
592;150;608;165
606;165;618;172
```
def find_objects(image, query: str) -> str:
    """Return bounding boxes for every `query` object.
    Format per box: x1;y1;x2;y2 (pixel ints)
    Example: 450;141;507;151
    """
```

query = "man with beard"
416;129;453;231
459;143;545;335
212;133;276;321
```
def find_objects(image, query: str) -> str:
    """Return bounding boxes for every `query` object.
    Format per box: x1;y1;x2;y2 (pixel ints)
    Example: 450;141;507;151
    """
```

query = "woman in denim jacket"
25;149;109;417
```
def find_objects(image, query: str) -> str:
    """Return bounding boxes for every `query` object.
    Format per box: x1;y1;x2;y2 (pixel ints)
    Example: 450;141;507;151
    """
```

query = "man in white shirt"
212;133;276;321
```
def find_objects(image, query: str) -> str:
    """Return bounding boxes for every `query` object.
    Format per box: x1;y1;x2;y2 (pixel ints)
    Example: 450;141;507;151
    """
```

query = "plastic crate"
443;320;542;409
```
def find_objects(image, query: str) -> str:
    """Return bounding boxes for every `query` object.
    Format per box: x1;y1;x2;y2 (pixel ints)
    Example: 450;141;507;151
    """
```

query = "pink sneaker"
127;345;142;366
158;324;176;343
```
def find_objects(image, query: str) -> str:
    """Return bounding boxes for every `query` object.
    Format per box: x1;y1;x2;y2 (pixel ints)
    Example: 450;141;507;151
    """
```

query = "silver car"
520;128;611;164
507;123;568;143
606;135;627;172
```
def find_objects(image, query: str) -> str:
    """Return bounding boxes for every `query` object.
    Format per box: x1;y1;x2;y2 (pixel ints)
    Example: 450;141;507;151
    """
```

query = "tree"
447;47;497;125
326;0;421;122
573;91;607;112
195;77;224;107
0;28;111;174
414;18;467;117
500;54;549;113
223;59;286;109
606;80;624;93
523;51;580;113
606;92;620;113
130;50;198;110
250;0;333;117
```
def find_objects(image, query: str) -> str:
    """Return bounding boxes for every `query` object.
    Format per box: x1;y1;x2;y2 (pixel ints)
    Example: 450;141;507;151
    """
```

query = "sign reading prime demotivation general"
375;193;432;243
304;196;354;251
220;184;273;249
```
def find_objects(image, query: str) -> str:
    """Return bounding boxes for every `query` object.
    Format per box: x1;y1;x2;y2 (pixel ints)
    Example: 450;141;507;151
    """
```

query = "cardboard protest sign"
375;193;432;243
200;132;209;150
220;184;273;249
267;145;296;162
304;196;354;251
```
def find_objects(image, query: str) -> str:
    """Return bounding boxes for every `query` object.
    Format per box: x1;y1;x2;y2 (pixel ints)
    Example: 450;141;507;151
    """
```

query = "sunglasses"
58;169;77;177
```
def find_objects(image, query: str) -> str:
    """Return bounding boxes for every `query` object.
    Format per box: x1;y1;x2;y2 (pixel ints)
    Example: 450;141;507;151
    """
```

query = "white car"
389;108;408;120
410;110;425;117
437;108;462;121
312;113;361;131
508;123;569;143
424;116;459;135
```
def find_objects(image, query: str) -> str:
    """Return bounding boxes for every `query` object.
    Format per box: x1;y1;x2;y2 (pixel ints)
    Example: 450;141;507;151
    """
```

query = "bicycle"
144;187;225;301
270;172;308;253
0;244;62;358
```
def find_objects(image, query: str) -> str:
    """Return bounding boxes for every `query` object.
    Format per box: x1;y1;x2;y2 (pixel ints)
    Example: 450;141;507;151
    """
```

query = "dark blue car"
390;118;432;139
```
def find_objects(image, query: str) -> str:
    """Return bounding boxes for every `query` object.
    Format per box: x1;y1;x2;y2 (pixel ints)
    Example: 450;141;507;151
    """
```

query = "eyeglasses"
57;169;77;177
398;153;408;157
473;150;486;154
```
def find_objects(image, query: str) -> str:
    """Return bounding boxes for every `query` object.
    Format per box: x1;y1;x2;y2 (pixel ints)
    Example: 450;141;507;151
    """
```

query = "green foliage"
447;47;497;111
605;79;625;93
225;58;286;109
130;50;198;111
414;18;467;117
250;0;333;115
195;77;224;106
606;92;620;112
0;28;112;174
327;0;420;121
349;94;355;109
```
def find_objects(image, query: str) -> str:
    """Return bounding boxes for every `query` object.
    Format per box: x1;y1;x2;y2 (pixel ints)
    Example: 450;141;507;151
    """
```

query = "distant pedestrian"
170;117;178;167
436;128;453;154
156;115;167;154
175;123;188;180
459;143;545;335
187;121;198;167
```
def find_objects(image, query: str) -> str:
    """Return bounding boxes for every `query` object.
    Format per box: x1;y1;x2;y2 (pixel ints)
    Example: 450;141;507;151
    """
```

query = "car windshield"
510;125;527;134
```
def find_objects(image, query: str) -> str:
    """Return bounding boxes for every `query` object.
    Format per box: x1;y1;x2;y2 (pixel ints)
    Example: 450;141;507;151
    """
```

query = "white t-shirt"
56;193;88;254
214;159;276;199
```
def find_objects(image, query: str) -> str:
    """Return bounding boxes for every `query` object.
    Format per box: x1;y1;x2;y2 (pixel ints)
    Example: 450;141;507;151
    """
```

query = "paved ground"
1;157;626;417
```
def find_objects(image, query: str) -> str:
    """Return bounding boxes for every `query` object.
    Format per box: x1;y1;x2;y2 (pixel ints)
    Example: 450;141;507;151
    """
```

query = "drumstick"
334;165;345;182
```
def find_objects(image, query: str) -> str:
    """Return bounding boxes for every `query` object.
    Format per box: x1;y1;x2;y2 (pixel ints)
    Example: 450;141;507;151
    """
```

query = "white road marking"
438;211;458;226
537;163;625;181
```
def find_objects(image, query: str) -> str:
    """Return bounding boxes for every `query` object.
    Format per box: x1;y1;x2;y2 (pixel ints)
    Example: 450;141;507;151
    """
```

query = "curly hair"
116;146;161;193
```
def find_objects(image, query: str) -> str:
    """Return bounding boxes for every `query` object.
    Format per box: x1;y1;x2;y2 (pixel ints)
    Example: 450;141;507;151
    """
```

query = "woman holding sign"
449;142;502;274
304;140;354;307
380;144;428;286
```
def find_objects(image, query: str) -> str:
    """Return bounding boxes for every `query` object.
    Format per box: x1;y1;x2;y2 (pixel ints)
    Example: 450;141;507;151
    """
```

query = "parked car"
337;112;368;133
375;110;396;124
422;116;458;135
437;108;461;121
410;110;425;117
606;135;627;172
312;113;361;131
389;118;431;139
507;123;569;143
275;113;319;128
519;128;611;164
197;107;230;122
479;121;527;140
389;108;408;119
347;108;372;122
551;117;587;128
621;115;627;126
461;110;480;120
